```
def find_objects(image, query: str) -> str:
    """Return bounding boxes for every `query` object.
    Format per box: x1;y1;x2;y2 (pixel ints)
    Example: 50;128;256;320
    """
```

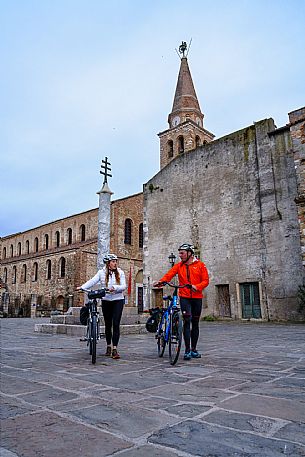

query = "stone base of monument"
34;306;148;336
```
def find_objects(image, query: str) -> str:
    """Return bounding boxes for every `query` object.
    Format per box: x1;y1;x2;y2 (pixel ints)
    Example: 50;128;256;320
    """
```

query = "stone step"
34;322;147;337
50;307;148;326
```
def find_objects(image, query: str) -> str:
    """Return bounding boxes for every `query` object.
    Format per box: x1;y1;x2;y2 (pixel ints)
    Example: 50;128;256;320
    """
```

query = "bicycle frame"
156;282;188;364
82;288;107;364
160;291;179;344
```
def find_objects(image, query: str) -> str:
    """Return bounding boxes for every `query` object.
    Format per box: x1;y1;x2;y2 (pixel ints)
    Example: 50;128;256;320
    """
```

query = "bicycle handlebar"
80;288;109;300
160;281;192;289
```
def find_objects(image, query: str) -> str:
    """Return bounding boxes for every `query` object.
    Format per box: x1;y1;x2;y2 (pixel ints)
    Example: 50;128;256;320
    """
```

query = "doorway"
216;285;231;317
240;282;261;318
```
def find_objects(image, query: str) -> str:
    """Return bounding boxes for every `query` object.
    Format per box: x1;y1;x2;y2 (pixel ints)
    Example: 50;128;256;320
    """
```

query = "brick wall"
159;121;214;169
0;194;143;313
289;107;305;268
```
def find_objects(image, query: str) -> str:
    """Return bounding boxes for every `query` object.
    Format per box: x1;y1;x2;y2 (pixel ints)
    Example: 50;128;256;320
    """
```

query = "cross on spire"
100;157;112;184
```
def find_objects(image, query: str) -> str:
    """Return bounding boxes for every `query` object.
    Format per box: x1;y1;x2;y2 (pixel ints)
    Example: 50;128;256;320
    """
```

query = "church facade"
0;193;143;317
143;53;305;321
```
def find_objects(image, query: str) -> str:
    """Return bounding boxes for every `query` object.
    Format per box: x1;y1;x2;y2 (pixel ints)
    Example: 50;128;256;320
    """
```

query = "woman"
77;254;126;359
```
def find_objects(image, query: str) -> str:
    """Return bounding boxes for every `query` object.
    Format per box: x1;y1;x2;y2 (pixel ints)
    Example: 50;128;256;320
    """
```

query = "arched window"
12;266;17;284
33;262;38;281
45;234;49;250
3;247;6;259
59;257;66;278
22;264;27;283
55;231;60;247
17;242;21;256
178;136;184;154
4;267;7;283
10;244;13;257
139;223;143;248
80;224;86;242
34;237;39;253
26;240;29;254
46;260;51;280
195;135;201;148
67;228;72;245
167;140;174;158
124;219;132;245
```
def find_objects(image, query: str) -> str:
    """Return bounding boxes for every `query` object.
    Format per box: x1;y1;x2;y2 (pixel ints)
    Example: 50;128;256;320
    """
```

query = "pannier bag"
79;305;89;325
146;307;162;333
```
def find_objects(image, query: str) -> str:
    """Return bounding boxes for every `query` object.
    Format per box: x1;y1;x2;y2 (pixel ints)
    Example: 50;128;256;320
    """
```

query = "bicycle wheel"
87;320;92;355
91;315;97;364
157;316;166;357
169;311;182;365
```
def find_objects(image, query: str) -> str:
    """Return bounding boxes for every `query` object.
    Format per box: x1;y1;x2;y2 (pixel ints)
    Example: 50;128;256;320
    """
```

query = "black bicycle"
81;288;107;364
155;282;190;365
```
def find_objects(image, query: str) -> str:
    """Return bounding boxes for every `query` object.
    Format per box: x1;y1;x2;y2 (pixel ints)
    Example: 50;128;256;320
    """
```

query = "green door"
240;282;261;319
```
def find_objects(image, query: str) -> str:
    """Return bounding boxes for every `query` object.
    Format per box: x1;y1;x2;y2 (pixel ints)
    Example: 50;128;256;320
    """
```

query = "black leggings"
180;297;202;353
101;299;124;347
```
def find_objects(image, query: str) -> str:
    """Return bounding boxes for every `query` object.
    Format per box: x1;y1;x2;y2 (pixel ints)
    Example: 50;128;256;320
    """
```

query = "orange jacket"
159;258;209;299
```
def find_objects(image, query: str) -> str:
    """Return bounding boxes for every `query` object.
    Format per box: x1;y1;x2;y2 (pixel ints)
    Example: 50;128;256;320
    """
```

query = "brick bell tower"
159;41;214;169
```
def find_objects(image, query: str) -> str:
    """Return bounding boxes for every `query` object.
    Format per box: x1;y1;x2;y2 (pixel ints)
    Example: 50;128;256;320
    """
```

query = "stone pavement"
1;318;305;457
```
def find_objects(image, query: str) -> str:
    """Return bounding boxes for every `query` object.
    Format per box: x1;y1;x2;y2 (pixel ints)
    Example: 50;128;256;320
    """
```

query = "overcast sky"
1;0;305;237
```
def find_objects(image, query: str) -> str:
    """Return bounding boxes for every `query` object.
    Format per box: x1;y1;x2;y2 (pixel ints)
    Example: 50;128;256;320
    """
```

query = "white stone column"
97;182;113;270
3;292;9;315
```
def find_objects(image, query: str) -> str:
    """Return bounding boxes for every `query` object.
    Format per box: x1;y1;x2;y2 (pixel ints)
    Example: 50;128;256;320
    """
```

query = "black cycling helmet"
103;254;118;264
178;243;195;254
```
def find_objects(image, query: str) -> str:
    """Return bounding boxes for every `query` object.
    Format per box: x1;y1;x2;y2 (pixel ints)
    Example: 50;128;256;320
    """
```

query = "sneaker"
112;349;120;359
105;346;112;356
183;351;192;360
191;350;201;358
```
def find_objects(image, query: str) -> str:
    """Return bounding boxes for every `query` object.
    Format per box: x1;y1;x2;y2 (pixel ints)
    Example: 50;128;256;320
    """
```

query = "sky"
1;0;305;237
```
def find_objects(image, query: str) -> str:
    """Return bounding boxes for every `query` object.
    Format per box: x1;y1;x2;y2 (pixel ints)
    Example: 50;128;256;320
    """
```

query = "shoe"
183;351;192;360
105;346;112;356
191;350;201;358
112;349;120;359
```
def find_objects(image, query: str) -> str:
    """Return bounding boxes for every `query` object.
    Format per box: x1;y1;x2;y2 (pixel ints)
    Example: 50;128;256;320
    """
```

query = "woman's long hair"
105;264;120;286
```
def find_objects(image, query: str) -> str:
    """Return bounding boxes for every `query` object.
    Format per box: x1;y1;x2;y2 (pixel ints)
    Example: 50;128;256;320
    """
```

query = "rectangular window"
136;285;144;313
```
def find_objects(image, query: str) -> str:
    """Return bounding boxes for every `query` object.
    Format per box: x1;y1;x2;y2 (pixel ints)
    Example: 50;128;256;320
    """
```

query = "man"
154;243;209;360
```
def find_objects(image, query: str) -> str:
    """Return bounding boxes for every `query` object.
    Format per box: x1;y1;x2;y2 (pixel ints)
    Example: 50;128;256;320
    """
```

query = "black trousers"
101;299;124;347
180;297;202;353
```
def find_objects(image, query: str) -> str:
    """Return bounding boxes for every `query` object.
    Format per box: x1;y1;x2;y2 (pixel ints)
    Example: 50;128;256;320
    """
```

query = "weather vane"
179;41;187;57
100;156;112;184
176;39;192;59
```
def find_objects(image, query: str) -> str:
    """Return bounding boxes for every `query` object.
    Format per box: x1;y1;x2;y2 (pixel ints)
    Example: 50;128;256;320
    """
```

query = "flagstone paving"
1;318;305;456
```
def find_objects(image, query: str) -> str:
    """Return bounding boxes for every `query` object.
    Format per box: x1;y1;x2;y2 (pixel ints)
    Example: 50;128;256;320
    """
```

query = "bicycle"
155;282;190;365
80;288;107;364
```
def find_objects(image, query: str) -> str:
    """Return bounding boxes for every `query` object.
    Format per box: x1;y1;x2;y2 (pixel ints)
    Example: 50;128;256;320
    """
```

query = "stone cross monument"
97;157;113;270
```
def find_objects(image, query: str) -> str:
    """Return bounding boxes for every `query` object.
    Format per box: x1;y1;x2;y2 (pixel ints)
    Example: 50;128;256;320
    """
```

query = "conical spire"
168;56;203;128
158;42;214;170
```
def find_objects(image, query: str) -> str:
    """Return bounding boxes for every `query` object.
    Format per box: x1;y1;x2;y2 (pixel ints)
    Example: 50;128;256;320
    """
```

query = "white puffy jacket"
81;267;126;301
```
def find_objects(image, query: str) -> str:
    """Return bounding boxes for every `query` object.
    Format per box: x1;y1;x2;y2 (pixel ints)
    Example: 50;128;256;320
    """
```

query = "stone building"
143;53;305;321
1;46;304;321
0;193;143;317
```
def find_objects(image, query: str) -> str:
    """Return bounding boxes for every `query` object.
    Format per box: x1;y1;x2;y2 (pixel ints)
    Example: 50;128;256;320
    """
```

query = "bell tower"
159;42;214;169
